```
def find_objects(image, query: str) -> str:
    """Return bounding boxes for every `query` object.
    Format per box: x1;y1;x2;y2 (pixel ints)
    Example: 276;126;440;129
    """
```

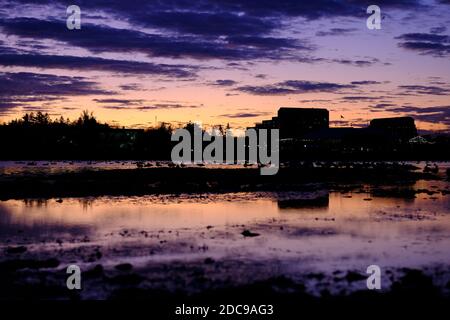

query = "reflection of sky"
0;201;92;240
0;0;449;131
1;186;449;271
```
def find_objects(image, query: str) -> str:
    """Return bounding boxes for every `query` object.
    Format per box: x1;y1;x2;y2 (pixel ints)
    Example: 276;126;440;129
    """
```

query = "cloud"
0;53;199;78
127;10;279;37
6;0;426;20
0;1;432;66
398;84;450;95
236;80;356;95
210;79;238;86
102;103;203;110
341;96;380;101
0;101;23;113
0;72;114;98
0;17;308;61
430;26;447;34
396;33;450;57
371;103;397;109
387;105;450;126
299;99;333;103
316;28;357;37
350;81;383;85
332;58;385;67
0;72;114;115
219;111;272;118
397;33;450;42
119;84;143;91
94;98;144;105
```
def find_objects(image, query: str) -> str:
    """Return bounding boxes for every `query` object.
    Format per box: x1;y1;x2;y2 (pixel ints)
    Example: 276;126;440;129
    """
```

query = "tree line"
0;111;175;160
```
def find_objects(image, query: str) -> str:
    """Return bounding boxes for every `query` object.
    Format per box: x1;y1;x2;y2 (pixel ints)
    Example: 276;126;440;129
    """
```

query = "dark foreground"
0;162;444;199
1;262;449;318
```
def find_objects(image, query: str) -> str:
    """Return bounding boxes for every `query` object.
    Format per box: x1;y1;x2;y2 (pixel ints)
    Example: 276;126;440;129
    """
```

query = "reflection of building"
277;192;329;210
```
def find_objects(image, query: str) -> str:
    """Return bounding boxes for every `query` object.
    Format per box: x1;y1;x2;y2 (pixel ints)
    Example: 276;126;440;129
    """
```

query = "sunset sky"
0;0;449;131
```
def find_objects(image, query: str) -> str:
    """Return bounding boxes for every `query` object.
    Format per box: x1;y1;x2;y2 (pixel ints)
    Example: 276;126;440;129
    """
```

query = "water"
1;161;450;297
1;182;449;274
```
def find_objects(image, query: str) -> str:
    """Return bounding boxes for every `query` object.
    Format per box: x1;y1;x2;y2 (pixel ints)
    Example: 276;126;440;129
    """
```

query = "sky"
0;0;449;132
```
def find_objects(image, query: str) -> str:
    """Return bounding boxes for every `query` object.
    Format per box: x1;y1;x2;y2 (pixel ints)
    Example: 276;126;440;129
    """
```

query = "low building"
368;117;417;142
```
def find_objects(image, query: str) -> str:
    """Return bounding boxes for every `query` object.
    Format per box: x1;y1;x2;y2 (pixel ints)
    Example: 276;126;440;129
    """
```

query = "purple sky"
0;0;449;131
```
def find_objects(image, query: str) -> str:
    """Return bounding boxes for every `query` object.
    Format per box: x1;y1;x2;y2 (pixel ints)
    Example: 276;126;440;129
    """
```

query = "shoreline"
0;164;444;200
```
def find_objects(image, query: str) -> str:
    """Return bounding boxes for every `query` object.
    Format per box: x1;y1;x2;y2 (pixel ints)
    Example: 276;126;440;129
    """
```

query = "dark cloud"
2;0;424;63
210;79;238;86
128;10;279;37
139;103;203;110
0;17;306;61
0;42;19;55
0;53;198;78
227;35;307;50
119;84;143;91
236;80;356;95
371;103;397;109
4;0;426;25
316;28;357;37
0;101;23;112
397;33;450;42
102;103;203;110
94;98;144;105
341;96;380;101
332;58;385;67
430;26;447;34
0;96;66;114
350;81;383;85
387;105;450;126
398;84;450;95
398;41;450;57
396;33;450;57
0;72;114;98
219;111;272;118
299;99;333;103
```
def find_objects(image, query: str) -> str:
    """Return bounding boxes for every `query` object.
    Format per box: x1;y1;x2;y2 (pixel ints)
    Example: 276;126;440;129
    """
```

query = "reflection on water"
0;179;449;273
277;191;329;210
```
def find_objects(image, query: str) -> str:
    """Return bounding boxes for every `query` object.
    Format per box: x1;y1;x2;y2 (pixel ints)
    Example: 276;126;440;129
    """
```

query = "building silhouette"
252;107;329;139
249;107;421;159
369;117;417;143
251;107;417;141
